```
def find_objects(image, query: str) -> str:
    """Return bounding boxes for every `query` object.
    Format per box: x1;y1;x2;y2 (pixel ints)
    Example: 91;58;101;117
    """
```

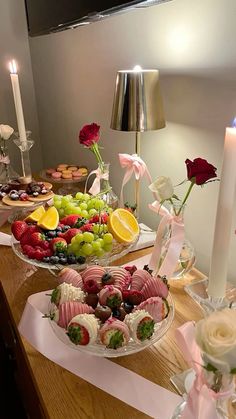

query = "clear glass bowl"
48;293;174;358
11;235;139;271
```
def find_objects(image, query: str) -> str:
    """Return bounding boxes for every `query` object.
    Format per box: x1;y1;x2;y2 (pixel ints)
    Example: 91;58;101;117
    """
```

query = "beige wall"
0;0;42;172
29;0;236;280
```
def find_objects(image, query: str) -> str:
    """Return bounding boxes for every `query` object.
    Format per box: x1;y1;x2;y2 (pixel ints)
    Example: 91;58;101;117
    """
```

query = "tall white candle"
9;60;27;146
208;122;236;299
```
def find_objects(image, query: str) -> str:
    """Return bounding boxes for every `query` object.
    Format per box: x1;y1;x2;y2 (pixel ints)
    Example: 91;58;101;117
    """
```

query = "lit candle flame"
133;65;142;72
231;117;236;128
9;60;17;74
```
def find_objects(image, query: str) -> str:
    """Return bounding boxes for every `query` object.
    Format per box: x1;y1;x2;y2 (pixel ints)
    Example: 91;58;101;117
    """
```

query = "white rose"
195;308;236;373
149;176;174;201
0;124;14;140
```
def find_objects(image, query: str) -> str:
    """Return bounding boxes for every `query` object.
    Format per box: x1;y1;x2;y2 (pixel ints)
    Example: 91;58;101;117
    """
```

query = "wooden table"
0;223;206;419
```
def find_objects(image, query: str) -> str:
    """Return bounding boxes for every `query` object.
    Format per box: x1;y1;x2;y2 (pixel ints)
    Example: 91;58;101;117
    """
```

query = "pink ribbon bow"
84;168;109;196
176;322;235;419
148;201;185;278
0;155;10;164
119;153;153;207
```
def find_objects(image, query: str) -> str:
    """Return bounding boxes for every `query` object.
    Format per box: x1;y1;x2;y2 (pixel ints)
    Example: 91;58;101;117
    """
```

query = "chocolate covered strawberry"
11;220;28;241
67;314;99;345
50;237;67;253
99;318;130;349
98;285;122;308
45;301;94;329
125;310;155;342
83;279;100;294
50;282;85;306
122;290;143;305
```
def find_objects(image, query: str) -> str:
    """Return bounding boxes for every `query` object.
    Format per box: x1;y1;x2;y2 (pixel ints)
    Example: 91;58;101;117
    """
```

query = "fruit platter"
11;192;140;269
44;265;174;357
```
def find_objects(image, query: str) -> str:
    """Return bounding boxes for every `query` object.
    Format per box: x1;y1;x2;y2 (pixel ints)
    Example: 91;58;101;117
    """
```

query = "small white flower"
195;308;236;373
0;124;14;140
149;176;174;201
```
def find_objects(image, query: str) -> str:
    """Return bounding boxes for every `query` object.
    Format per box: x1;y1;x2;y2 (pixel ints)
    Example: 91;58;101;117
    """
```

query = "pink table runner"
18;290;181;418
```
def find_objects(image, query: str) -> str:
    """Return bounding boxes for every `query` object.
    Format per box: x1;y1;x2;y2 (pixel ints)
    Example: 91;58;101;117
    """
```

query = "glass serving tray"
48;293;174;358
11;235;139;272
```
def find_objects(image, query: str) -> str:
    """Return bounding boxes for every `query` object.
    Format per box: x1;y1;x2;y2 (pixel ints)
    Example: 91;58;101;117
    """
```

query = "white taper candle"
9;60;27;146
208;121;236;298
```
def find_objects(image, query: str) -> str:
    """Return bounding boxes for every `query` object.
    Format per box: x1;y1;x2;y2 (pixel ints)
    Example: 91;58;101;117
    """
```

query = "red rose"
185;158;217;185
79;123;100;147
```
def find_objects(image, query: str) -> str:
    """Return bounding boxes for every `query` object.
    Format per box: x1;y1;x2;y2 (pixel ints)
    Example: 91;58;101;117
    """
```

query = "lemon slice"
25;205;45;222
107;209;139;244
37;206;59;230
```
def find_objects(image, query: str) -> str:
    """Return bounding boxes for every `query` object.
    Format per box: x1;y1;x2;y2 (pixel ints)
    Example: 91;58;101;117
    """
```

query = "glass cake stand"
40;170;87;195
11;234;139;273
48;292;174;358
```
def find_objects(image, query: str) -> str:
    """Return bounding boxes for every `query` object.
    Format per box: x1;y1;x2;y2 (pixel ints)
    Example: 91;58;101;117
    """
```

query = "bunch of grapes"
53;192;112;219
67;230;114;259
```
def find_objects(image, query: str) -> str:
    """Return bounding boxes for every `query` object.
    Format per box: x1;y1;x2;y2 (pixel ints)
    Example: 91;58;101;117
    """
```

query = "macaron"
62;170;72;175
67;166;78;172
62;173;73;179
52;171;62;179
72;170;82;177
57;167;67;172
46;168;55;175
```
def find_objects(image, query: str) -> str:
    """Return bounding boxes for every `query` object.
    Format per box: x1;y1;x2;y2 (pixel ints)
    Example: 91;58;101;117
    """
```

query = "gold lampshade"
110;68;165;132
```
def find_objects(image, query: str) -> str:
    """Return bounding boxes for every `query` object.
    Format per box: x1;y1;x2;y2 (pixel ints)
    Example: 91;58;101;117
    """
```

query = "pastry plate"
40;170;88;184
11;235;140;271
48;293;174;358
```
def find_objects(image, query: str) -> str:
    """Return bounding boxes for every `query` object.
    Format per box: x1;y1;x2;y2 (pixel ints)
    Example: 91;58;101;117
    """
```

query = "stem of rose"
91;143;103;167
176;181;195;216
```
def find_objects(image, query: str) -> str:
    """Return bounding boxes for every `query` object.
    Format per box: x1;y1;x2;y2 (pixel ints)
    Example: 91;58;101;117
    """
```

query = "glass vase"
171;370;236;418
0;139;19;183
159;204;195;279
97;162;118;210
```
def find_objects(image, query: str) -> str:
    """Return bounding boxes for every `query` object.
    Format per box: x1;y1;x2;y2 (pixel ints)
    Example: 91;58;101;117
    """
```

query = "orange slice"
37;206;59;230
25;205;45;222
107;209;139;244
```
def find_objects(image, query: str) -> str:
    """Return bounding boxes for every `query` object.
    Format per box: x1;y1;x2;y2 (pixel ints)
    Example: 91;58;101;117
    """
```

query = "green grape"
74;233;84;243
66;203;76;212
81;243;93;256
69;242;80;252
103;224;108;233
88;208;97;217
94;199;105;210
54;200;62;209
95;248;105;258
107;207;113;214
58;208;65;217
91;241;101;251
96;238;105;248
81;210;89;218
103;243;113;253
80;202;87;210
75;192;83;200
103;233;113;244
61;196;71;207
92;224;100;234
83;232;94;243
73;206;82;215
64;207;72;215
83;193;90;201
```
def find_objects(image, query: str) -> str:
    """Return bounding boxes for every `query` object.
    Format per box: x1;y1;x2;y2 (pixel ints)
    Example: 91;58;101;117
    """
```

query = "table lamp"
110;65;165;216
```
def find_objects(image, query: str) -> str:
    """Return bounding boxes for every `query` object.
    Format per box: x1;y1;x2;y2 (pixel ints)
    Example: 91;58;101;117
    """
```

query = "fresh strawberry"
60;215;81;227
59;228;81;244
67;323;89;345
79;223;93;232
89;213;108;224
41;240;50;250
20;225;40;246
50;237;67;253
30;232;46;247
22;244;34;255
136;317;155;341
19;193;29;201
83;279;100;294
122;290;143;305
44;248;53;257
11;220;28;241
